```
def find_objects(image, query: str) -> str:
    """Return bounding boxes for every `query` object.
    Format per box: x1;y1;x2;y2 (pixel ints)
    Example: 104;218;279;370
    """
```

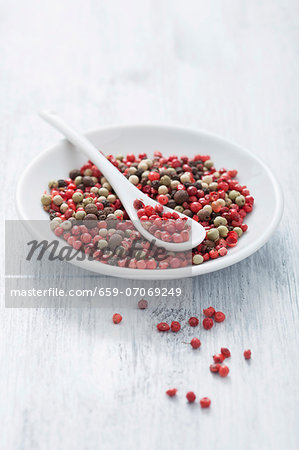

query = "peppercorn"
157;322;170;332
221;348;231;358
207;228;219;241
193;254;203;264
200;397;211;408
218;365;229;377
69;169;81;180
138;299;148;309
203;317;214;330
166;388;177;397
244;349;251;359
189;317;199;327
112;313;122;324
203;307;215;317
84;203;98;215
171;321;181;332
214;311;226;323
41;194;51;206
186;392;196;403
190;338;201;349
174;190;189;204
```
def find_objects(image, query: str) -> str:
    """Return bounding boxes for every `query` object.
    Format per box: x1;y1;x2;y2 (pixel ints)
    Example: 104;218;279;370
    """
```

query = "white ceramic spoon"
39;111;206;252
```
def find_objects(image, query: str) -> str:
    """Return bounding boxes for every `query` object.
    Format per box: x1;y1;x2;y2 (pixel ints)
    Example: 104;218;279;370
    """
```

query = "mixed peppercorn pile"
41;151;254;269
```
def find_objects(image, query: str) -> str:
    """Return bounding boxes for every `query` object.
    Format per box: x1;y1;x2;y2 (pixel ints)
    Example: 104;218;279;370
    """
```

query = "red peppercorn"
166;388;177;397
148;171;160;181
186;391;196;403
213;353;225;363
214;311;226;323
203;307;215;317
157;322;170;332
190;338;201;349
189;317;199;327
200;397;211;408
126;153;135;162
218;365;229;377
171;321;181;332
133;199;144;210
221;348;231;358
112;313;122;324
210;363;221;373
244;349;251;360
203;317;214;330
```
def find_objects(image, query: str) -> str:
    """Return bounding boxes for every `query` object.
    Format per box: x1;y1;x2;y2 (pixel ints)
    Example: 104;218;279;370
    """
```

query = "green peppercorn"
53;195;63;206
158;185;168;194
107;194;116;203
218;225;228;237
207;228;220;241
233;227;243;237
48;180;58;189
214;216;227;227
72;192;83;203
209;182;218;191
204;160;214;169
229;190;239;201
129;175;139;185
98;188;109;197
41;194;51;206
75;210;86;220
74;176;83;186
193;254;204;265
83;197;94;206
99;228;108;237
174;205;184;213
160;175;171;186
60;203;68;213
61;220;72;230
202;175;213;185
97;240;108;250
235;195;245;206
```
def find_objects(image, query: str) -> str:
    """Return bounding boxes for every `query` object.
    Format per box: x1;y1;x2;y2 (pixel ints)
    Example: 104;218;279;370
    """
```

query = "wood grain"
0;0;298;449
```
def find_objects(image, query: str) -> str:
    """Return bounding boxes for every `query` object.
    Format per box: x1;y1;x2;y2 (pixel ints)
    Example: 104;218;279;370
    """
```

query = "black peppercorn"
69;169;81;180
84;203;98;215
108;233;123;251
58;179;67;188
174;190;189;204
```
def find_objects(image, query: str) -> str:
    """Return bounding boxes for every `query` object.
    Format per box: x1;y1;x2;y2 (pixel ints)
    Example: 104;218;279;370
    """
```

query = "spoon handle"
39;111;137;205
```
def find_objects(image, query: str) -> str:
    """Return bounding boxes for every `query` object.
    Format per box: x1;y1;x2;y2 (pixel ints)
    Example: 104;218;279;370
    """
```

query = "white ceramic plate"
16;124;283;280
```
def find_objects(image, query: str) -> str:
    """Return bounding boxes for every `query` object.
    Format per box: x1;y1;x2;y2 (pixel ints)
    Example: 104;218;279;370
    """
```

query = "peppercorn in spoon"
39;111;206;252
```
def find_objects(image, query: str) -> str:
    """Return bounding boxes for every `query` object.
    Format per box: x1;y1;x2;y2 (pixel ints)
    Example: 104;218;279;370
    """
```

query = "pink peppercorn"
186;392;196;403
171;321;181;332
213;353;225;363
244;349;252;359
210;363;221;373
219;365;229;377
203;307;215;317
214;311;226;323
112;313;122;324
157;322;170;332
221;348;231;358
190;338;201;349
166;388;177;397
200;397;211;408
189;317;199;327
203;317;214;330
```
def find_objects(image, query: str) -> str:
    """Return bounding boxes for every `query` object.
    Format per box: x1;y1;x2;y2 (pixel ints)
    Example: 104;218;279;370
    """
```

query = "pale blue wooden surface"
0;0;298;449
